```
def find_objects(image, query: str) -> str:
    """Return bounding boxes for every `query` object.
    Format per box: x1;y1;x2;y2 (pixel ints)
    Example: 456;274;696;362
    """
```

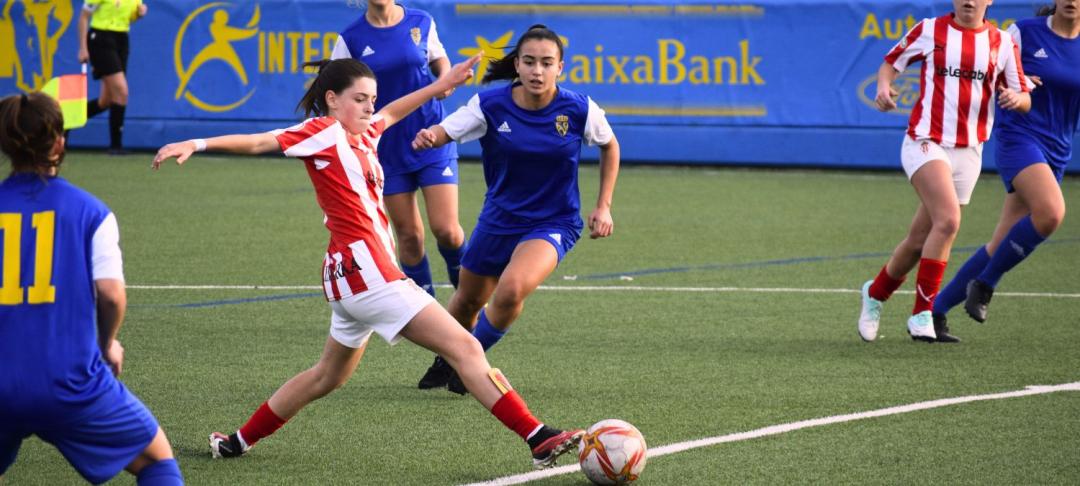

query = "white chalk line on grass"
126;284;1080;299
461;381;1080;486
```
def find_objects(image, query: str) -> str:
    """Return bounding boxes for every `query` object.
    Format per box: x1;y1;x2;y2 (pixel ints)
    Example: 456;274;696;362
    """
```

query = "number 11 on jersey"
0;211;57;305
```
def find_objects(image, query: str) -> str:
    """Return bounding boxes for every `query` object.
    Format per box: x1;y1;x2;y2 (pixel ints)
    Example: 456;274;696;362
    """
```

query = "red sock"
913;258;947;315
868;265;905;301
238;401;288;447
491;391;542;440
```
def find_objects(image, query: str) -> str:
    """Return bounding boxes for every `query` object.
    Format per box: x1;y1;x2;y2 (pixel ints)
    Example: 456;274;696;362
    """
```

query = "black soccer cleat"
932;312;960;343
418;356;453;389
530;427;584;469
964;279;994;323
209;432;247;459
446;369;468;396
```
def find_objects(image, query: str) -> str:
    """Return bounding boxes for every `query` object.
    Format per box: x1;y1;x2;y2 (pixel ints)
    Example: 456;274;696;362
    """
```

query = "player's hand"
444;54;481;88
134;3;148;20
152;141;197;170
588;207;613;239
77;47;89;63
436;86;455;100
412;128;437;151
875;83;898;112
997;87;1023;111
104;339;124;376
1027;75;1042;87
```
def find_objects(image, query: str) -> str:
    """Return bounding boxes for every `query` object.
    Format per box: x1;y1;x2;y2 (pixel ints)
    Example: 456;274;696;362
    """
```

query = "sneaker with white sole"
209;432;247;458
858;280;883;342
907;311;937;342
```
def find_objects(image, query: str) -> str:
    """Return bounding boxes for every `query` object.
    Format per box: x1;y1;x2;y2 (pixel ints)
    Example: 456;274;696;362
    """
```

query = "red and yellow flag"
39;67;87;130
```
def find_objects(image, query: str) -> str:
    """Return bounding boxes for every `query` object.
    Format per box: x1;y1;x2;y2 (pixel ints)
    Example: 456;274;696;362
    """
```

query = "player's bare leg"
125;428;183;484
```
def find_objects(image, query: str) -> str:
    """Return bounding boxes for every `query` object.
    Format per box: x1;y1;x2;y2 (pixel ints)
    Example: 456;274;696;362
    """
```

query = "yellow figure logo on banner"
174;2;259;112
457;30;513;85
1;0;73;92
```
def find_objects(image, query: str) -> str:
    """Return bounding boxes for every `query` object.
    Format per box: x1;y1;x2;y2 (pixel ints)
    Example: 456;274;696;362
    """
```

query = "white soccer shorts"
328;279;436;348
900;136;983;205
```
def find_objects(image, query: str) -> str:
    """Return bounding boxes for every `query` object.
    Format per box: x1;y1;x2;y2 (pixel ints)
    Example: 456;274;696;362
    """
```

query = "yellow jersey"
85;0;142;33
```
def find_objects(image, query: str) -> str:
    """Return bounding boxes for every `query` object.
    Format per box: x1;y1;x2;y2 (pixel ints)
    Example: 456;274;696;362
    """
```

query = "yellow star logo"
458;30;514;85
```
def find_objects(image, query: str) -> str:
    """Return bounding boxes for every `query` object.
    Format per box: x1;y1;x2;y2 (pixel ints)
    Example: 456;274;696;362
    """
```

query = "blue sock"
471;309;506;351
934;246;990;315
976;216;1046;288
402;255;435;298
137;458;184;486
438;243;465;289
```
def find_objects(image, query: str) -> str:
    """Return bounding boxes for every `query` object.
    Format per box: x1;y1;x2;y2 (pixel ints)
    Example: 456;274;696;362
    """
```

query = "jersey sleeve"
884;19;932;71
364;114;387;146
427;20;447;62
91;213;124;282
998;33;1031;92
440;94;487;143
583;97;614;146
272;117;337;158
330;36;351;60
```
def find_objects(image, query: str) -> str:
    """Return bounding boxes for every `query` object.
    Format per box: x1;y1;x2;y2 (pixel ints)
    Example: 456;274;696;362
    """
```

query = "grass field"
5;152;1079;485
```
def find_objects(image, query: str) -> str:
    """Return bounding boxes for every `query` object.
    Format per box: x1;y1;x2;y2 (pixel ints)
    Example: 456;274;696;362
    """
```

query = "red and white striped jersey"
272;115;404;301
885;14;1030;148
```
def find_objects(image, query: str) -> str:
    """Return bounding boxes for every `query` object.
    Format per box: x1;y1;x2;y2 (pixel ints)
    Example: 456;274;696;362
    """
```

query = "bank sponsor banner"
0;0;1054;163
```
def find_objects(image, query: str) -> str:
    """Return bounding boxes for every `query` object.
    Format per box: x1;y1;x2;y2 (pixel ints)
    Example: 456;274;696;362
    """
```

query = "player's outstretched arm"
997;88;1031;113
379;54;480;128
589;136;620;239
152;133;280;169
412;125;451;151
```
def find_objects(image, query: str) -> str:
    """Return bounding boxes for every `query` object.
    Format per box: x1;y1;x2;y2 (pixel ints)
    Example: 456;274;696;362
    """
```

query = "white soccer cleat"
907;311;937;342
858;280;883;342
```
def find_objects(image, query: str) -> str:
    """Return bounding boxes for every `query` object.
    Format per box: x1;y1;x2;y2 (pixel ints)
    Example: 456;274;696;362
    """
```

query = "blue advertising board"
1;0;1074;169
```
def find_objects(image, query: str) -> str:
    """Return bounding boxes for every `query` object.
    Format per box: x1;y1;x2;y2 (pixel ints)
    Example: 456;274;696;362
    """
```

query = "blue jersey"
996;17;1080;167
0;174;123;424
333;7;457;176
471;84;592;234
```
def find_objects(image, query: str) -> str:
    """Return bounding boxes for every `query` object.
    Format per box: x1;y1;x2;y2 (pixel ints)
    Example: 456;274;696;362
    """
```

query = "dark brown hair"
482;24;564;84
0;92;65;176
296;58;376;117
1036;4;1056;16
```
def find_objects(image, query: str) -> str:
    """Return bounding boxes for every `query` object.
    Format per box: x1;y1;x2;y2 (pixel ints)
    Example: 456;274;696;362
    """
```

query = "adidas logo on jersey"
1033;48;1048;59
497;121;511;133
441;166;454;177
548;233;562;244
361;45;375;57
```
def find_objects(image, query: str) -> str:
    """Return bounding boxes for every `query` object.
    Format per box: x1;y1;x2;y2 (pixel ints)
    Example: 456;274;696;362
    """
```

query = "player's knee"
430;223;463;248
135;458;183;486
1032;207;1064;236
395;231;425;259
933;212;961;237
311;366;350;396
492;281;530;310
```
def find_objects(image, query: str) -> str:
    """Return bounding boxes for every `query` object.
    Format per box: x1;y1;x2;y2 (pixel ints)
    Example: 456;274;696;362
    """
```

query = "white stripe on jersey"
323;253;335;298
276;123;339;158
330;251;354;299
335;134;399;270
349;240;389;288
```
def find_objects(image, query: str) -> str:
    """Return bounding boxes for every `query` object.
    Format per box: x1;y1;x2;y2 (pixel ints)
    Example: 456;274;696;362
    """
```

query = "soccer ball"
578;419;647;485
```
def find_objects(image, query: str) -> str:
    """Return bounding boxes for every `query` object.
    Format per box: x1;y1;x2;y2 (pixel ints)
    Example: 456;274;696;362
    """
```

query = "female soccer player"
857;0;1031;343
411;25;620;392
151;56;583;470
77;0;147;154
932;0;1080;334
331;0;466;302
0;93;182;485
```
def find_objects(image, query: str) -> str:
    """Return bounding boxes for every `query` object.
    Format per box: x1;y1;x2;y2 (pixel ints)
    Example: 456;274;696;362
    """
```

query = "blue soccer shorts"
0;386;158;484
383;158;459;195
462;225;580;277
995;133;1066;193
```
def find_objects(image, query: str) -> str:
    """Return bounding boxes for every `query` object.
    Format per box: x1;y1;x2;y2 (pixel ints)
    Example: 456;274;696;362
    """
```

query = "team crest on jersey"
410;27;421;46
366;170;384;189
554;115;569;137
920;141;930;155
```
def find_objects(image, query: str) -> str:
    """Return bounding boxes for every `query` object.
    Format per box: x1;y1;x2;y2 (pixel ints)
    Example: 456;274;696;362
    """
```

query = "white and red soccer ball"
578;419;647;485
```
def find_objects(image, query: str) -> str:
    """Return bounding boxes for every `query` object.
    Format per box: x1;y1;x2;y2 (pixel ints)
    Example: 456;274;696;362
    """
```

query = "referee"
77;0;147;155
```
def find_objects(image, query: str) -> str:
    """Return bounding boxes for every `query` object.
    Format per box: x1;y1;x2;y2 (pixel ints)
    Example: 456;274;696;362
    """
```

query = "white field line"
462;381;1080;486
125;284;1080;299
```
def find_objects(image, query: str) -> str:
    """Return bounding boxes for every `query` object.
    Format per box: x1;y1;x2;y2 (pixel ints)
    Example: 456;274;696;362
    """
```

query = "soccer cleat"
932;312;960;343
907;311;937;342
209;432;246;459
858;280;883;342
964;279;994;323
531;428;585;469
446;369;468;396
418;356;453;389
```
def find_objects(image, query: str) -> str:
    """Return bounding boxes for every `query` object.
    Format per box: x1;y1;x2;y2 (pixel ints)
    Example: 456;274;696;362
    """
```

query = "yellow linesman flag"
39;68;87;130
